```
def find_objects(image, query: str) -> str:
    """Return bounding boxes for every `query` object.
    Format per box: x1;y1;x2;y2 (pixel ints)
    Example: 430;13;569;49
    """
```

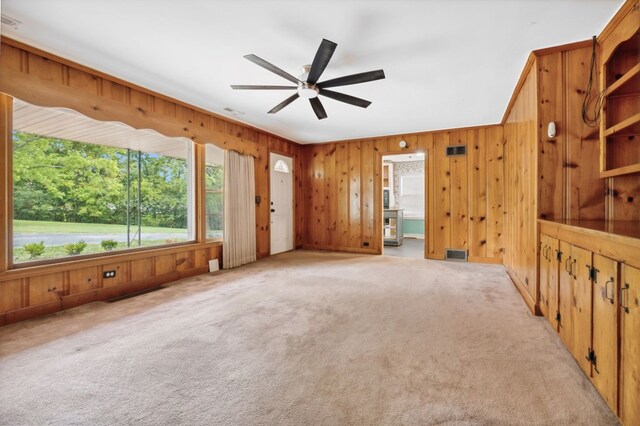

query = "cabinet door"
539;236;549;318
546;236;559;331
620;264;640;426
591;254;618;414
558;241;574;352
571;245;592;375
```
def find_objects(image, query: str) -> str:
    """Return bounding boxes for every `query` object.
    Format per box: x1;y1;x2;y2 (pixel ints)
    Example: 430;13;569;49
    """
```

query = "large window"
12;99;195;263
205;144;224;239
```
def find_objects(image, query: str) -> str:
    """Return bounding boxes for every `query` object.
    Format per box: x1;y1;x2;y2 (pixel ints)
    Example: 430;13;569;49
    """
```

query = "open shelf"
600;28;640;178
604;113;640;137
604;62;640;97
600;163;640;178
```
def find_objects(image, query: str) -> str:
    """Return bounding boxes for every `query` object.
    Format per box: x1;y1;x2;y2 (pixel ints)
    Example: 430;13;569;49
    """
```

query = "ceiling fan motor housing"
297;83;319;99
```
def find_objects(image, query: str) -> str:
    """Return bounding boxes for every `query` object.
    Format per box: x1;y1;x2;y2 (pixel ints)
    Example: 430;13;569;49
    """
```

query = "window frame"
7;98;206;269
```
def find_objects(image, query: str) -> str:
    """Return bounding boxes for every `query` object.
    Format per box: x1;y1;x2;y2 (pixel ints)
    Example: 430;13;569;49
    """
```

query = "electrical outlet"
103;270;116;278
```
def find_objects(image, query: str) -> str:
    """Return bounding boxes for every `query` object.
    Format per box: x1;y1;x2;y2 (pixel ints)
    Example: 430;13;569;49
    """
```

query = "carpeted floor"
0;251;617;425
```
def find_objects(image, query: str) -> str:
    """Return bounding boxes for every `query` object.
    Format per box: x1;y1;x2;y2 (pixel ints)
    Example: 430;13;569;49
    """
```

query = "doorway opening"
269;152;294;255
382;152;425;259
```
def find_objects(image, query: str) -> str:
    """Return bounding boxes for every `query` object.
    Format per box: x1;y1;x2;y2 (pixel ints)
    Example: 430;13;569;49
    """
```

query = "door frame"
377;148;428;259
268;150;295;256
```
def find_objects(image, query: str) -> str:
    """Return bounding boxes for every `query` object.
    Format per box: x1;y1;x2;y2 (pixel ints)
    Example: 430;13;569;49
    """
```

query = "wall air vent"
1;14;22;29
446;145;467;156
445;249;468;261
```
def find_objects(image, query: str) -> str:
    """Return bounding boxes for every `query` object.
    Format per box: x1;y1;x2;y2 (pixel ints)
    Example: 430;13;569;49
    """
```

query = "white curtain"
223;150;256;269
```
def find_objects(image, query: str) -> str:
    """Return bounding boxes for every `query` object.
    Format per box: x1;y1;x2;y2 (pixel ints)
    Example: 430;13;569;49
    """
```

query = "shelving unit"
383;209;403;246
599;29;640;178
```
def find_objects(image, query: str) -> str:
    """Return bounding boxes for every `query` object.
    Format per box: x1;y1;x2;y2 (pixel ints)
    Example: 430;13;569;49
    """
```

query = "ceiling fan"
231;39;385;120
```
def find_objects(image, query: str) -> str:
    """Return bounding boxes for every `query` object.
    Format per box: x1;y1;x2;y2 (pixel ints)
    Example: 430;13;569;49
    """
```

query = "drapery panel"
223;150;256;269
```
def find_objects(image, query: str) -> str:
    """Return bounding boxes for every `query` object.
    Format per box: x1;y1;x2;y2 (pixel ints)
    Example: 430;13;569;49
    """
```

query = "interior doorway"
269;152;294;255
381;152;426;259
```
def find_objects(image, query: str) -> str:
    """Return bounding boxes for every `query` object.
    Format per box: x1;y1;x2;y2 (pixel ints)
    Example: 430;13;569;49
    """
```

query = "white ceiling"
1;0;623;144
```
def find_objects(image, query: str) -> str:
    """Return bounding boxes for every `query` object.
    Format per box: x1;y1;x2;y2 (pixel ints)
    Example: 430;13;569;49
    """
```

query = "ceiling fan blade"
309;97;328;120
318;69;385;88
307;39;338;85
319;89;372;108
244;54;301;84
268;93;300;114
231;85;297;90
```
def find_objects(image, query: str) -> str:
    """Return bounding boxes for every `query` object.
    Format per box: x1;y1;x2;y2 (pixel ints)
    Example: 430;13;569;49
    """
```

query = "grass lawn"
14;219;187;234
14;238;188;262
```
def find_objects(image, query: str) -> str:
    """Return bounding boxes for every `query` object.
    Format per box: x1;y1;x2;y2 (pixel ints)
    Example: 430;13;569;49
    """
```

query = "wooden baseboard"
301;245;379;255
505;266;540;316
468;256;503;265
0;266;209;326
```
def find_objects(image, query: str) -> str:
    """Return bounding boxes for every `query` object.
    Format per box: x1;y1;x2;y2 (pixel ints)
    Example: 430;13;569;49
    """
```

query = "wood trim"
0;94;11;272
539;220;640;269
0;241;221;282
0;68;261;157
0;36;298;145
501;53;536;124
195;144;207;243
301;245;378;255
532;39;593;57
597;0;639;44
506;265;539;315
319;123;502;146
376;146;428;258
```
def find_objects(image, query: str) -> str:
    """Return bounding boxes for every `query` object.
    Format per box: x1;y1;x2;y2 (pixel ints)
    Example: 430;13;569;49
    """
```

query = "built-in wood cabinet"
539;234;559;328
571;244;595;376
620;264;640;425
539;220;640;424
557;240;574;352
591;254;619;412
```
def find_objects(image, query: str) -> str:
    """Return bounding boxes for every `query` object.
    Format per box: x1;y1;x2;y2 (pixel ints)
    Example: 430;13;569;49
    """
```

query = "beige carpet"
0;251;617;425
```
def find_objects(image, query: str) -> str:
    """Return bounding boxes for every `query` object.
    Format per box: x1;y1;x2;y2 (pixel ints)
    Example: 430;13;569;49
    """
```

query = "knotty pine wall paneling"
503;61;538;311
0;38;304;263
0;37;303;324
302;126;504;263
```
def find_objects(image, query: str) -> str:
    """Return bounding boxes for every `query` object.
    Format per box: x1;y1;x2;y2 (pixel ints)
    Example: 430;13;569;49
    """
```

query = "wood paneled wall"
0;243;221;326
537;44;639;222
503;60;538;310
301;126;504;262
0;37;304;262
0;37;304;324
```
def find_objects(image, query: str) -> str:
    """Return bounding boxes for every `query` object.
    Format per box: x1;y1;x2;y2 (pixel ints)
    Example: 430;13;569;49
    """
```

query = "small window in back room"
273;159;290;173
205;144;224;240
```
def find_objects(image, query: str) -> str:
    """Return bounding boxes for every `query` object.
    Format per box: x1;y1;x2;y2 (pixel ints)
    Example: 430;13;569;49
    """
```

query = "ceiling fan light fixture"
297;83;319;99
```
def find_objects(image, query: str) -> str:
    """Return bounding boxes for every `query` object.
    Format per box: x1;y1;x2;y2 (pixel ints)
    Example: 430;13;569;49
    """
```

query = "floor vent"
106;286;163;303
446;145;467;156
445;249;468;261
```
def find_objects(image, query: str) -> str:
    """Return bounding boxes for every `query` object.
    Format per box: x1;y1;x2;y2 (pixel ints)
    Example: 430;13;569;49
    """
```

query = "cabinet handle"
565;256;572;273
620;283;630;313
604;278;615;304
570;260;577;278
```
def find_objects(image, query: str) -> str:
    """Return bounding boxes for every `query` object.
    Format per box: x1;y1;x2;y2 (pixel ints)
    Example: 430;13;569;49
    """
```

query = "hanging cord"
582;36;605;127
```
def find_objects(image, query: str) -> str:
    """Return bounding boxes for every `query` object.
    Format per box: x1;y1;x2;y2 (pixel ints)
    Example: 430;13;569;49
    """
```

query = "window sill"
2;240;222;280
